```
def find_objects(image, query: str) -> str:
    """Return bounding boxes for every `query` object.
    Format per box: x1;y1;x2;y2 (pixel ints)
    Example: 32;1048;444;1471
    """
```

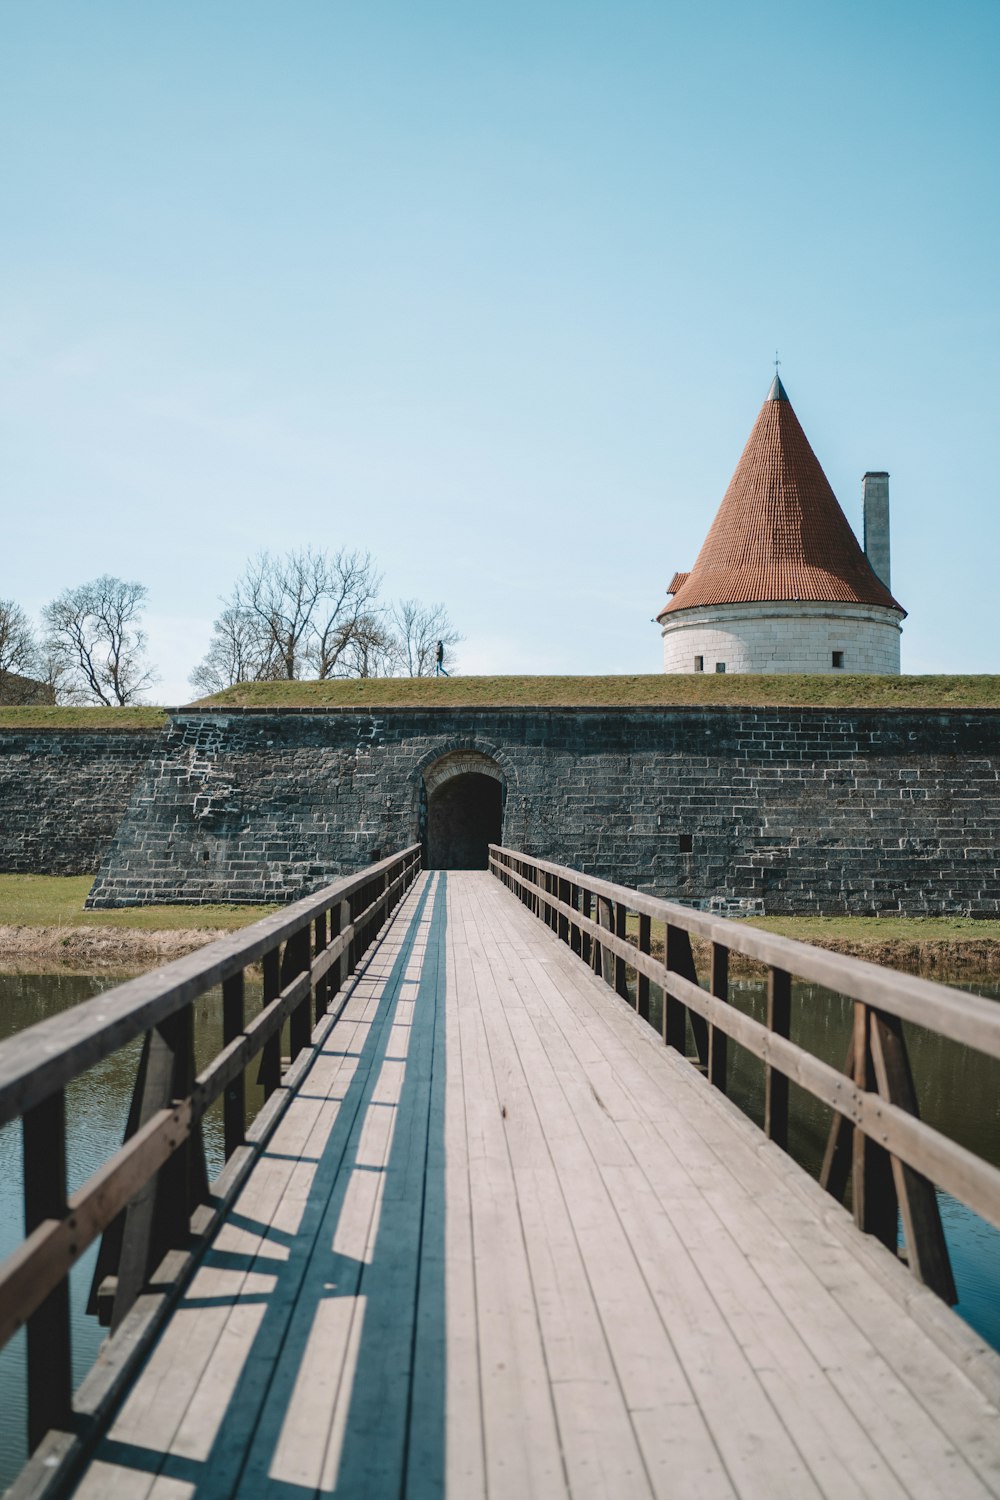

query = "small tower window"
832;651;844;669
715;662;726;674
679;833;693;853
694;655;704;672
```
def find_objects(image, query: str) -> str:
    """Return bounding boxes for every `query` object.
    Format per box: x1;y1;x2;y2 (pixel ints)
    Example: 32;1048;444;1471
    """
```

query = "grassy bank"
0;875;276;931
4;677;1000;722
0;875;280;971
193;674;1000;711
0;706;167;730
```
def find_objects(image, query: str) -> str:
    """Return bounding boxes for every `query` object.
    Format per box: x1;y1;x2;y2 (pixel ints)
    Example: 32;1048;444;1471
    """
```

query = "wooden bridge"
3;848;1000;1498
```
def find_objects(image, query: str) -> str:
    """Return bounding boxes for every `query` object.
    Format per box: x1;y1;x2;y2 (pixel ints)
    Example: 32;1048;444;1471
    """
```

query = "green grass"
0;875;278;930
0;706;167;730
742;914;1000;943
193;674;1000;710
5;677;1000;721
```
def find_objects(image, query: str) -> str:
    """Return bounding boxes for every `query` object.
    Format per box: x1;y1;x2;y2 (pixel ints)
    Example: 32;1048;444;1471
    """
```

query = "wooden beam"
22;1090;71;1450
708;943;728;1092
852;1002;899;1252
222;972;245;1158
869;1011;957;1303
819;1034;855;1204
637;914;651;1022
765;968;791;1150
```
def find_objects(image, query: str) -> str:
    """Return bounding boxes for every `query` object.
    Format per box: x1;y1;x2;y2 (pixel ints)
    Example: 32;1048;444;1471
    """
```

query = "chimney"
862;471;891;591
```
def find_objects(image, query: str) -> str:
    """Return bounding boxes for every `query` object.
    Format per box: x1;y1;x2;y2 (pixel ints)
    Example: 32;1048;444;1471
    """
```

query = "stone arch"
415;745;512;870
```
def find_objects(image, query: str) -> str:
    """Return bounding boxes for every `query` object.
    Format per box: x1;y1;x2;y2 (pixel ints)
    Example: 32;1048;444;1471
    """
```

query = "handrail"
490;847;1000;1060
0;846;420;1127
0;843;421;1473
489;843;1000;1314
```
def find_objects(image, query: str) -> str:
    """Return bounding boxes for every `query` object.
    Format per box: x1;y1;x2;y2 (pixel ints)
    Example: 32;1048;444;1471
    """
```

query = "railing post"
637;914;651;1021
284;927;313;1062
260;948;282;1098
569;884;582;955
557;878;570;944
23;1090;72;1451
708;943;729;1092
222;971;246;1157
852;1002;898;1251
314;909;329;1022
614;903;629;1001
868;1009;957;1301
764;967;791;1149
581;889;593;966
110;1005;202;1334
664;924;694;1053
593;897;610;980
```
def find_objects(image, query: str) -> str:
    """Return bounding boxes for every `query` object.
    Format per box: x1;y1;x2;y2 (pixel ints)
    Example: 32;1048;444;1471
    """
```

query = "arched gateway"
421;750;505;870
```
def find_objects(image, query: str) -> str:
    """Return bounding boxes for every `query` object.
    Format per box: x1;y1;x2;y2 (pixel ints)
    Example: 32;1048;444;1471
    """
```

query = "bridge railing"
489;844;1000;1308
0;844;421;1472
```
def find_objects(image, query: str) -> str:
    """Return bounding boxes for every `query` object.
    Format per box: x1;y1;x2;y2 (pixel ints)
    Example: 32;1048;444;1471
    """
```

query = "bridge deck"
72;871;1000;1500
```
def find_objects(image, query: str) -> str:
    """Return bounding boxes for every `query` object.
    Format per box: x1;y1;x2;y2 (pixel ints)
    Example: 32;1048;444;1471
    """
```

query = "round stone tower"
656;376;905;675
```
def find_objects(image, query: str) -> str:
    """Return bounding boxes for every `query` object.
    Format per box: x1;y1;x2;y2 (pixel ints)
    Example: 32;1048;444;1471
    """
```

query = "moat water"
0;967;998;1488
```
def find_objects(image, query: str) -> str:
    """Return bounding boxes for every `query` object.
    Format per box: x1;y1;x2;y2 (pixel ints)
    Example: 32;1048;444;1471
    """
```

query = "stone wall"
660;600;902;675
83;706;1000;917
0;730;159;875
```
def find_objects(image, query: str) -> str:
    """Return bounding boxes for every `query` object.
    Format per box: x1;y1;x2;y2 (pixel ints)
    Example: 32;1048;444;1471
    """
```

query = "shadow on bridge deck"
76;876;449;1498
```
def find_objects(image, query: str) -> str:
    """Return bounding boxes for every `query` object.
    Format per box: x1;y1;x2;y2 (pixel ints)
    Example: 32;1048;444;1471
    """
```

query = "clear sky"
3;1;998;701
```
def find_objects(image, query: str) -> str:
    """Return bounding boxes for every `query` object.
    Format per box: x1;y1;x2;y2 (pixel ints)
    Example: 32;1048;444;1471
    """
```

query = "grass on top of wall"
0;875;277;930
191;674;1000;710
0;706;167;730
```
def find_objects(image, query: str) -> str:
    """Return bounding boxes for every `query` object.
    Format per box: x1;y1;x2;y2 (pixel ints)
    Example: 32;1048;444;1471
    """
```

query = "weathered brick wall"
0;730;159;875
82;707;1000;915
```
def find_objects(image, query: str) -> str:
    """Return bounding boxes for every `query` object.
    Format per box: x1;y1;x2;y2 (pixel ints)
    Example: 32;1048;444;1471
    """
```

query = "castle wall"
74;706;1000;918
660;601;902;675
0;729;159;875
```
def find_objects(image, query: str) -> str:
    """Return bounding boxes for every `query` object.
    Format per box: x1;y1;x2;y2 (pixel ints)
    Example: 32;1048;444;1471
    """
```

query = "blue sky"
3;1;998;700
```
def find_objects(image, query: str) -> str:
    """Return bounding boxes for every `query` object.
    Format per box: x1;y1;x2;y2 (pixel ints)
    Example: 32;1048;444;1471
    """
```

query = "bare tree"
189;605;271;697
0;599;40;701
42;576;157;706
389;598;461;676
335;610;397;679
193;548;383;688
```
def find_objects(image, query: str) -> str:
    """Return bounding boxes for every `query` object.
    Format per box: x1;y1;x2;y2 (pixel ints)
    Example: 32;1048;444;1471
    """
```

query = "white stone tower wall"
661;601;901;675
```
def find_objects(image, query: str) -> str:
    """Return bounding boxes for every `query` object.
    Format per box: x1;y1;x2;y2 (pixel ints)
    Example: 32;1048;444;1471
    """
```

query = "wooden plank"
473;883;804;1499
507;897;1000;1498
408;876;486;1499
451;886;569;1498
461;877;656;1500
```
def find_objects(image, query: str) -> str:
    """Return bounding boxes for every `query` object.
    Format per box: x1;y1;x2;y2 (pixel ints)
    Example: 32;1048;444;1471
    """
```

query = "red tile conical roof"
658;379;904;618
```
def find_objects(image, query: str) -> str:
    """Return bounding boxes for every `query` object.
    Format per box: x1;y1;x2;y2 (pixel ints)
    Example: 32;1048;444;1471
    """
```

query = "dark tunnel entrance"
426;772;503;870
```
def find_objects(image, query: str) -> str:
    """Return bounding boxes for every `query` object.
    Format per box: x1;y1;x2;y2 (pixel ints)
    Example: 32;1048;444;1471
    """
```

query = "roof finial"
768;354;788;402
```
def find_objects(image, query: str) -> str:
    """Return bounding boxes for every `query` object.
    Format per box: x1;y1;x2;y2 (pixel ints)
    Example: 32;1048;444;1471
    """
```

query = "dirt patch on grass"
687;936;1000;979
0;924;227;970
